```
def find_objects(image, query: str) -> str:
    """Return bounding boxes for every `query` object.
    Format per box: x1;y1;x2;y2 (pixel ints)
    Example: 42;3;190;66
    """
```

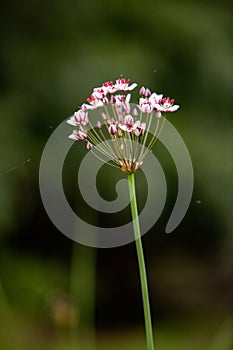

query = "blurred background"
0;0;232;349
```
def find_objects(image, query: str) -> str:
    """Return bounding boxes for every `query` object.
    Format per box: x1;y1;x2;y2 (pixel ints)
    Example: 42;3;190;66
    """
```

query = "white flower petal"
134;129;141;136
150;93;163;104
154;104;165;112
67;117;77;126
139;97;147;106
169;105;180;112
83;103;95;110
68;133;78;140
125;94;131;103
128;83;137;90
118;124;128;131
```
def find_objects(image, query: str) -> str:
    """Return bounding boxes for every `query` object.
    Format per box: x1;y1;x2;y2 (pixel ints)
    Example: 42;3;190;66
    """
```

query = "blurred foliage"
0;0;232;348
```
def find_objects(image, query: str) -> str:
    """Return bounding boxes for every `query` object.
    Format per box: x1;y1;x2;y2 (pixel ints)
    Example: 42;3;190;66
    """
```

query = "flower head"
67;78;180;173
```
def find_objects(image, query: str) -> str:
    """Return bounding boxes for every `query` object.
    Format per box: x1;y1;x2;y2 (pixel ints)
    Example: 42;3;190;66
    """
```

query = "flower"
149;92;163;105
154;97;180;112
109;123;118;135
102;81;117;94
133;121;146;136
67;78;180;173
67;110;89;126
119;115;135;132
84;94;104;110
115;78;137;92
118;115;145;136
68;129;87;141
138;98;154;113
138;92;163;113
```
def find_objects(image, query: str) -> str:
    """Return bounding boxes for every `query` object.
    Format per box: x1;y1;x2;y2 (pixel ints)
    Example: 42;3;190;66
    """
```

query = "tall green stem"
128;172;154;350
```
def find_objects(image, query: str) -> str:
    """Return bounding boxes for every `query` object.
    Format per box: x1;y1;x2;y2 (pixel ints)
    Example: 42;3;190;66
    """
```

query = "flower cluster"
67;78;180;173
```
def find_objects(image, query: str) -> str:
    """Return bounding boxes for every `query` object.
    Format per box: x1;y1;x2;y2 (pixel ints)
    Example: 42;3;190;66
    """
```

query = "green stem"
128;172;154;350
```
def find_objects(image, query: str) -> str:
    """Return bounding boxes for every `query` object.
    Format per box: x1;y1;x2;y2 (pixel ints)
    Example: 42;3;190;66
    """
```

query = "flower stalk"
128;172;154;350
67;77;180;349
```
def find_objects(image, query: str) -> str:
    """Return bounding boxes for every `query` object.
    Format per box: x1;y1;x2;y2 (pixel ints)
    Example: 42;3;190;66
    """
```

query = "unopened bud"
145;88;151;97
109;124;117;134
86;141;93;150
139;86;146;95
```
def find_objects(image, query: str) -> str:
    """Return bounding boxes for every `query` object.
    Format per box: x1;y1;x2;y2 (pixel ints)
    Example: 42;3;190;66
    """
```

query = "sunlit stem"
128;173;154;350
143;115;167;160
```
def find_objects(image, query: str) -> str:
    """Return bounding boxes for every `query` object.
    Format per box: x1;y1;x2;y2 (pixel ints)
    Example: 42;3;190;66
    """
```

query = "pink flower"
118;115;146;136
110;93;130;104
102;81;117;94
84;94;104;110
109;123;118;134
67;77;181;173
119;115;135;132
67;110;89;126
81;103;87;111
114;78;137;92
154;97;180;112
133;121;146;136
68;129;87;141
149;92;163;105
111;94;124;104
138;98;154;113
92;87;106;100
138;91;163;113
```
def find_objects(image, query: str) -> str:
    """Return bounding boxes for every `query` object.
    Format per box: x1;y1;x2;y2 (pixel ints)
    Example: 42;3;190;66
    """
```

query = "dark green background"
0;0;232;349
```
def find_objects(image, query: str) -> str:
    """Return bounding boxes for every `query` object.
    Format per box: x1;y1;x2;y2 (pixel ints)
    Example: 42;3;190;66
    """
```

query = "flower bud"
145;88;151;97
96;121;102;128
139;86;146;95
86;141;93;150
109;123;117;134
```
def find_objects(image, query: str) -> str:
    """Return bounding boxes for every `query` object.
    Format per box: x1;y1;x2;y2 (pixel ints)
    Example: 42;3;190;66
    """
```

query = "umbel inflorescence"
67;78;180;173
